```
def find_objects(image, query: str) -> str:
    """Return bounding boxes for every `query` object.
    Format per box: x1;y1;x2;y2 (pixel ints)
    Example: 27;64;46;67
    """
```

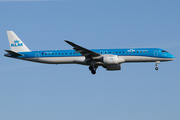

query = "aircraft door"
35;53;40;57
154;50;158;57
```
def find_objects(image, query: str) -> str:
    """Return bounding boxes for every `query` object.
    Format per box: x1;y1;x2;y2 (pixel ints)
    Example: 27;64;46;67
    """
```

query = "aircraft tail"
7;31;30;52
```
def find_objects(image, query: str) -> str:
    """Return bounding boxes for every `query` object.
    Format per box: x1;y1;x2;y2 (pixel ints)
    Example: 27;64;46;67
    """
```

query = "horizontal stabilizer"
5;50;22;56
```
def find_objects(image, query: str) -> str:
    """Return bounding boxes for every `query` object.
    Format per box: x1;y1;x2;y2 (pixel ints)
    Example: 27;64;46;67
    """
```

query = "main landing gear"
89;66;96;74
89;66;98;75
155;61;160;71
88;61;98;75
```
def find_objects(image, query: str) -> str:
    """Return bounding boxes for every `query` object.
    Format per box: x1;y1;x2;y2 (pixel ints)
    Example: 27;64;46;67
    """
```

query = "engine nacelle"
105;64;121;70
100;55;125;65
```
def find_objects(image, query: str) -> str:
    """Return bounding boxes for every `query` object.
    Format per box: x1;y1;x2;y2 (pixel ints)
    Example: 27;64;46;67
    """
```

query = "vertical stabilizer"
7;31;30;52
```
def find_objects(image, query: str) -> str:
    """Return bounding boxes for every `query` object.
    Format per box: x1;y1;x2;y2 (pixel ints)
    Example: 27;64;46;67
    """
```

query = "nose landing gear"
155;61;160;70
155;67;158;70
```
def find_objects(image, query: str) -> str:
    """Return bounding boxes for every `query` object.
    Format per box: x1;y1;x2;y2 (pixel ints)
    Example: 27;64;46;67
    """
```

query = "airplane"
4;31;175;75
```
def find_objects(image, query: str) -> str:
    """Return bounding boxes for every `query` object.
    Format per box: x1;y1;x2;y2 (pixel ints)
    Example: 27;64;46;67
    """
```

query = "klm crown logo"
11;40;23;47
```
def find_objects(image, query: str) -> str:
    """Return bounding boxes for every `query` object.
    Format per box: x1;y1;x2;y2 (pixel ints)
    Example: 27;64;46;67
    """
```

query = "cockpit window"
162;50;168;53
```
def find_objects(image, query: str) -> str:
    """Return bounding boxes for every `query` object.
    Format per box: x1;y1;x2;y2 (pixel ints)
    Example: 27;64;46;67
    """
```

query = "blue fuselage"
5;48;175;65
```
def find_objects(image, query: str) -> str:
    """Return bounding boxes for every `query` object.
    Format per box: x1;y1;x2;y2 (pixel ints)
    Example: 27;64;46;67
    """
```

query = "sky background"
0;0;180;120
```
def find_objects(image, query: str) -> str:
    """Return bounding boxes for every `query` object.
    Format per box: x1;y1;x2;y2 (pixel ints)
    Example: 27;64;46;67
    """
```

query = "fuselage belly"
21;55;174;65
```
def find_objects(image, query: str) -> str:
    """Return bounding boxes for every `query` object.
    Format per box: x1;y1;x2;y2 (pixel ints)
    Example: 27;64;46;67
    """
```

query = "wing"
65;40;100;58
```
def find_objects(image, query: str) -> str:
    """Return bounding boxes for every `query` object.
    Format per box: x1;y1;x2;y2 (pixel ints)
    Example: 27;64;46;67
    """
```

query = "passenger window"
105;52;107;54
52;53;53;55
130;51;132;53
143;51;145;53
45;53;47;55
55;53;57;55
62;53;64;55
42;53;44;55
116;52;117;53
112;52;114;53
147;51;148;53
109;52;111;53
140;51;142;53
65;53;67;55
123;52;124;53
133;51;135;53
119;52;121;53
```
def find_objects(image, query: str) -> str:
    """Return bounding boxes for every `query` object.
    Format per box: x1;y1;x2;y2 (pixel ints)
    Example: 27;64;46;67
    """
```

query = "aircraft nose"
170;54;175;60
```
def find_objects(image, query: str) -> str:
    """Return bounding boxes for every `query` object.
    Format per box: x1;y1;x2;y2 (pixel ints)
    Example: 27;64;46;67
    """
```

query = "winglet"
64;40;79;50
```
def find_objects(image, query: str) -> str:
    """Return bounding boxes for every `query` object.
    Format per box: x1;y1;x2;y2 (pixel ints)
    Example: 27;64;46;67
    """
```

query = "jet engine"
100;55;125;64
104;64;121;70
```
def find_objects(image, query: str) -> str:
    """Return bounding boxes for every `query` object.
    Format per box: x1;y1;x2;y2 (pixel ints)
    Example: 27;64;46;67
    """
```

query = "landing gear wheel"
89;66;93;71
91;70;96;75
88;62;98;75
155;67;158;70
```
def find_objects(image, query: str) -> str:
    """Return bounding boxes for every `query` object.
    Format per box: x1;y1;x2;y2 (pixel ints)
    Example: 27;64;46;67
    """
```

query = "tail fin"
7;31;30;52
